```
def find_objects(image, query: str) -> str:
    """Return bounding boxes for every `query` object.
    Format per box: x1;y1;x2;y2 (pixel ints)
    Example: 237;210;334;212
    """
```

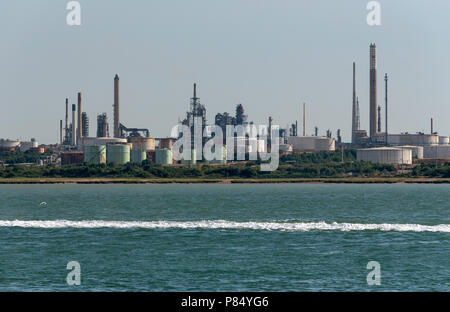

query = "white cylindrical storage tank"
287;136;315;151
439;136;450;145
357;147;412;164
19;140;38;152
424;145;450;159
396;146;423;159
314;137;335;151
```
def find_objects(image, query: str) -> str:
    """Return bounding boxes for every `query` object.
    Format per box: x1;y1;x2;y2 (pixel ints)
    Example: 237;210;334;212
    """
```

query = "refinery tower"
369;43;377;140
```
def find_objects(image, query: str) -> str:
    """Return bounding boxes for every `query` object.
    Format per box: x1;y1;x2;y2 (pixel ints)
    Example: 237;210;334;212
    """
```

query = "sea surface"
0;184;449;291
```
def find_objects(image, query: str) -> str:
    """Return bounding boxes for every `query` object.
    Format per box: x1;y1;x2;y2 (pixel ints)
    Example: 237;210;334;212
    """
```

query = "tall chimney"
72;104;76;146
385;73;388;144
431;118;434;134
77;92;82;146
352;62;357;144
369;43;378;140
377;106;382;132
60;120;63;145
114;74;120;138
65;98;69;143
303;102;306;136
268;116;273;142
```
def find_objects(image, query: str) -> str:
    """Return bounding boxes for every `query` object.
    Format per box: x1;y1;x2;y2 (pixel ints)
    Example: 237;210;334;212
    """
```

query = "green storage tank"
107;144;130;165
130;150;147;164
181;149;197;165
210;145;227;164
84;145;106;164
155;148;172;165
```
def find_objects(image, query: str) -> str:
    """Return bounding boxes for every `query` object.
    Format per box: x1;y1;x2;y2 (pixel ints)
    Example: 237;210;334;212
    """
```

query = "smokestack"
65;98;68;143
268;116;273;142
385;73;388;144
295;120;298;136
60;120;63;145
357;97;360;130
431;118;434;134
303;102;306;136
370;43;378;139
377;106;381;132
72;104;76;146
114;74;120;138
77;92;82;146
352;62;357;144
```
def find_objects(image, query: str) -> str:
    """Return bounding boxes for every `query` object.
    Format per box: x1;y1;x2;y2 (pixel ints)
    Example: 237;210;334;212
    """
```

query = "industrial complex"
1;43;450;169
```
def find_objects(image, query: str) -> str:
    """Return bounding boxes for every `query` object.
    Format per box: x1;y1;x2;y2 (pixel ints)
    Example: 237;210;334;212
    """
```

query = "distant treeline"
0;150;48;164
1;150;449;178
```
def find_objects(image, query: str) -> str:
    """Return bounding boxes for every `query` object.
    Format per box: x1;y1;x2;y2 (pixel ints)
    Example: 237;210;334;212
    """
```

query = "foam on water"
0;220;449;232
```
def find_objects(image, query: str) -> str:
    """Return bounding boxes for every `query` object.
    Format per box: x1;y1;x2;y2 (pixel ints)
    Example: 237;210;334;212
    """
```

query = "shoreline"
1;177;450;184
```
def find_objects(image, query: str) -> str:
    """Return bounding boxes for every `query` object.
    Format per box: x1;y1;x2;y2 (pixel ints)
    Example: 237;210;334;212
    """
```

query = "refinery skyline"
1;1;449;144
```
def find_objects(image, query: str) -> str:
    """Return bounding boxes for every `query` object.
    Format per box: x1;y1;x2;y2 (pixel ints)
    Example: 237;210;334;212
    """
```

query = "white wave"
0;220;449;233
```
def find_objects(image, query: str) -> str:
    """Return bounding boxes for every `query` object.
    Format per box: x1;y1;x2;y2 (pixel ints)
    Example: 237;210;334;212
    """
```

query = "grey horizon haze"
0;0;449;144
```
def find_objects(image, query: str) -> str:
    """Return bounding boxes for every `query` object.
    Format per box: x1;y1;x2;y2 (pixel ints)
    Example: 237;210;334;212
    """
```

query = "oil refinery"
1;43;450;168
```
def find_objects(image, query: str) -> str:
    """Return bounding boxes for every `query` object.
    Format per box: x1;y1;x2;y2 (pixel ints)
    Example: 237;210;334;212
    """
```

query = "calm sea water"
0;184;449;291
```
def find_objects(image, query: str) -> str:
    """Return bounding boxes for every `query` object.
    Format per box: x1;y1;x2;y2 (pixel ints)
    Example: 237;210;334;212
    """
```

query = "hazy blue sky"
1;0;449;143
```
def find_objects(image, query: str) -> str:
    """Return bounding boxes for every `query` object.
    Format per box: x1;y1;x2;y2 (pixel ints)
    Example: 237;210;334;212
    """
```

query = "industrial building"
357;147;412;165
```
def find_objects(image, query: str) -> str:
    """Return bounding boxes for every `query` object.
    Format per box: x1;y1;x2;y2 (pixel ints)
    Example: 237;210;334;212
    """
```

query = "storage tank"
397;145;423;159
181;149;197;165
146;150;156;163
387;134;439;146
209;146;227;164
82;137;127;146
130;150;147;164
84;145;106;164
19;140;38;152
0;139;21;151
155;148;173;165
287;136;315;151
357;147;412;164
423;145;450;159
106;144;130;164
159;138;174;149
128;137;155;151
314;137;336;151
439;136;450;145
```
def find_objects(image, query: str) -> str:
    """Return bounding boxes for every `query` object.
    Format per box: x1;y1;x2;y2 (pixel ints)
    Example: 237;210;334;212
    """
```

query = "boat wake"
0;220;449;233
